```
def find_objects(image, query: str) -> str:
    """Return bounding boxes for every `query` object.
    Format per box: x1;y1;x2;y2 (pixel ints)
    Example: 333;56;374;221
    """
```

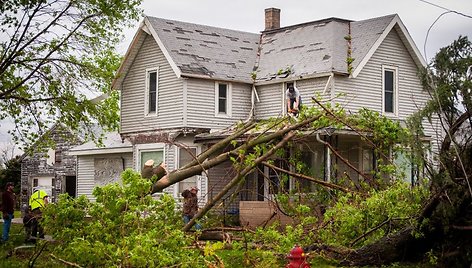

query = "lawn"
0;222;61;268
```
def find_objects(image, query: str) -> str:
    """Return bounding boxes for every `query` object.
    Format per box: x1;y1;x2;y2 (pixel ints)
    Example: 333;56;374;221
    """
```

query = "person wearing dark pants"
28;189;49;241
1;182;15;242
182;187;202;230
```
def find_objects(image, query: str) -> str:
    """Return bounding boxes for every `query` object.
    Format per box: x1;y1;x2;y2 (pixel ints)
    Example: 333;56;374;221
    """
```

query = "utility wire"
424;11;453;60
421;0;472;60
418;0;472;19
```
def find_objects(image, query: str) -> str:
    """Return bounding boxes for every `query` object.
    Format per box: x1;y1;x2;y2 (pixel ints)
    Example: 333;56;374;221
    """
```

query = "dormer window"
215;82;232;117
382;66;398;115
145;68;158;116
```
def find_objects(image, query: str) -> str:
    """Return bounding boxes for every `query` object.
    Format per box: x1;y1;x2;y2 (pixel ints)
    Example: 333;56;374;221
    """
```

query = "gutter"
68;146;133;156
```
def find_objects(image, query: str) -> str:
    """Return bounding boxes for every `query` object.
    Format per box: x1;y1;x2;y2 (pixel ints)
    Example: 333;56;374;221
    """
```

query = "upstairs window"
55;150;62;164
145;68;158;115
383;66;398;115
215;82;232;117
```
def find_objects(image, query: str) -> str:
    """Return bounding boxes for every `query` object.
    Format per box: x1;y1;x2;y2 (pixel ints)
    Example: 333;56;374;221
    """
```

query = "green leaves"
42;169;209;267
319;181;429;247
0;0;143;149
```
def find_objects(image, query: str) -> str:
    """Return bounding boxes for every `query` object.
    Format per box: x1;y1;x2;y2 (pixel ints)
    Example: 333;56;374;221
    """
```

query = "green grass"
14;210;21;219
0;222;61;268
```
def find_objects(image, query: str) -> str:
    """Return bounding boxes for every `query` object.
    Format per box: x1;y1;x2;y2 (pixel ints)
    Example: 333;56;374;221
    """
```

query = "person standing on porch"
2;182;15;242
182;187;202;230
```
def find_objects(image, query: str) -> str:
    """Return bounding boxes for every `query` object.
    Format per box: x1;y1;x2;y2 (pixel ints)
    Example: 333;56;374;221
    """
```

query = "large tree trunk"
150;115;323;194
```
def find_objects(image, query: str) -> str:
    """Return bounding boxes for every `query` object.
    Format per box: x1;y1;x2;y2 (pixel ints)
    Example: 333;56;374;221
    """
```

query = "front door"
66;176;77;198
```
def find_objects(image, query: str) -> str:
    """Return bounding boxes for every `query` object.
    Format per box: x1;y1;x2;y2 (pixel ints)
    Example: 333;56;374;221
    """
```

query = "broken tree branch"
183;131;296;231
261;161;355;194
152;114;324;193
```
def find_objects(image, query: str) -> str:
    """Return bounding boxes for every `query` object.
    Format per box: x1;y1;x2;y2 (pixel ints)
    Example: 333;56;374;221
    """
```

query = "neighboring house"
73;8;441;228
68;132;133;201
20;124;83;206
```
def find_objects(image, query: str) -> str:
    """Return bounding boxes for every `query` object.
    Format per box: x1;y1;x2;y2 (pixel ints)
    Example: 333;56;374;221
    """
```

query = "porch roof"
68;132;132;156
194;126;367;143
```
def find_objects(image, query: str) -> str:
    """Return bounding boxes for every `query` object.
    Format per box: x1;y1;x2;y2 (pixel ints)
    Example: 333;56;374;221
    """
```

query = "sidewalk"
0;218;23;224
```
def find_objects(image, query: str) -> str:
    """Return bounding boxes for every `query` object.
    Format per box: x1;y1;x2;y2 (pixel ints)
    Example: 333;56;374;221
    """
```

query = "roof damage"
114;13;425;89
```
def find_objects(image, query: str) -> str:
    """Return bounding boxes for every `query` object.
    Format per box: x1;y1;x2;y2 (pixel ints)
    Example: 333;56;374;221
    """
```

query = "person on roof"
286;85;302;116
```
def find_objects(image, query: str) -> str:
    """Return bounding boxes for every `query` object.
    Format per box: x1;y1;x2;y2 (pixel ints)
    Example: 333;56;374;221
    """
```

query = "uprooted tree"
144;36;472;266
39;36;471;267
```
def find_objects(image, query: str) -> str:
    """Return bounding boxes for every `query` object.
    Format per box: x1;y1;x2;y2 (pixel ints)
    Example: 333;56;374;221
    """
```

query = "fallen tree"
148;37;472;266
301;36;472;266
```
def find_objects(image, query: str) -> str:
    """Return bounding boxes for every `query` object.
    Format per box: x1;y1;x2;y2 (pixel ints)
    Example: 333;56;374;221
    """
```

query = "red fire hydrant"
286;245;311;268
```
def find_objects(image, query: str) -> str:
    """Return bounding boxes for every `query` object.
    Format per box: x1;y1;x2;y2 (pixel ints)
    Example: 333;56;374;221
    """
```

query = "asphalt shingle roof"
255;18;351;81
147;17;260;83
138;14;409;84
351;14;397;70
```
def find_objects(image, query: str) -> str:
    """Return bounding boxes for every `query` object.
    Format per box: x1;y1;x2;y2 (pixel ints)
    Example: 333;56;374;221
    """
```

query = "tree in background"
0;155;21;195
0;0;142;149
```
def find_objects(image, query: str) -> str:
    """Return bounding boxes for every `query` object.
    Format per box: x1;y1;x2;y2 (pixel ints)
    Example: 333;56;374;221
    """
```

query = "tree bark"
183;131;296;231
151;114;323;194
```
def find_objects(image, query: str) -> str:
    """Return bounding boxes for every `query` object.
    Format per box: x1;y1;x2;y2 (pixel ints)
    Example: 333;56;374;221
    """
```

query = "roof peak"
145;15;259;36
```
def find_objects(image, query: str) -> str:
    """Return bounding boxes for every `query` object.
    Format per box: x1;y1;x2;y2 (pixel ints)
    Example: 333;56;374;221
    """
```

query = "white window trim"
173;145;200;198
144;67;159;117
381;65;399;117
134;143;165;170
214;82;232;118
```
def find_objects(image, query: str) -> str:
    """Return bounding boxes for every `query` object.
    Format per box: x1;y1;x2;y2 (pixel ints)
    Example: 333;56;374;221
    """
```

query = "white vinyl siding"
186;78;251;129
121;34;183;133
255;83;284;119
255;76;331;119
335;27;441;161
76;153;133;201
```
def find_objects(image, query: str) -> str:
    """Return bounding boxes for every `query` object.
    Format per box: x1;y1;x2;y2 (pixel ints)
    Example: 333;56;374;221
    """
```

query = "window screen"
178;147;197;193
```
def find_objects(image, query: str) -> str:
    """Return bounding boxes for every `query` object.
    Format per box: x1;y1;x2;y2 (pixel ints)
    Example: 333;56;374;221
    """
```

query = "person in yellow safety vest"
28;189;49;242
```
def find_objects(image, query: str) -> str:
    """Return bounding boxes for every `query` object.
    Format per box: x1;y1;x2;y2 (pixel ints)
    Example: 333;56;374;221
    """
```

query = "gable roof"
351;14;426;77
112;16;260;89
113;13;426;88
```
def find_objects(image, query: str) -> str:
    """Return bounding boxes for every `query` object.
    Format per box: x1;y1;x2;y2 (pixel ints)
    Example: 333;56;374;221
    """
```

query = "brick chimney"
264;8;280;31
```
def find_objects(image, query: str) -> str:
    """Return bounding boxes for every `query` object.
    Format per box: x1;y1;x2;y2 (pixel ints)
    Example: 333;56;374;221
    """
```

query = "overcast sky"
1;0;471;155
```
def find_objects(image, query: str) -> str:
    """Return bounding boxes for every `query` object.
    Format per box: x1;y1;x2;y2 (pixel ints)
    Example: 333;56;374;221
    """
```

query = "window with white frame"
177;147;198;194
382;66;398;114
136;144;164;170
145;68;158;115
215;82;232;117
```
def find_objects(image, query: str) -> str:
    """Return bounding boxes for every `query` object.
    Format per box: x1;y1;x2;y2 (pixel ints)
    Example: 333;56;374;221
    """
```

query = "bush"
42;169;208;267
